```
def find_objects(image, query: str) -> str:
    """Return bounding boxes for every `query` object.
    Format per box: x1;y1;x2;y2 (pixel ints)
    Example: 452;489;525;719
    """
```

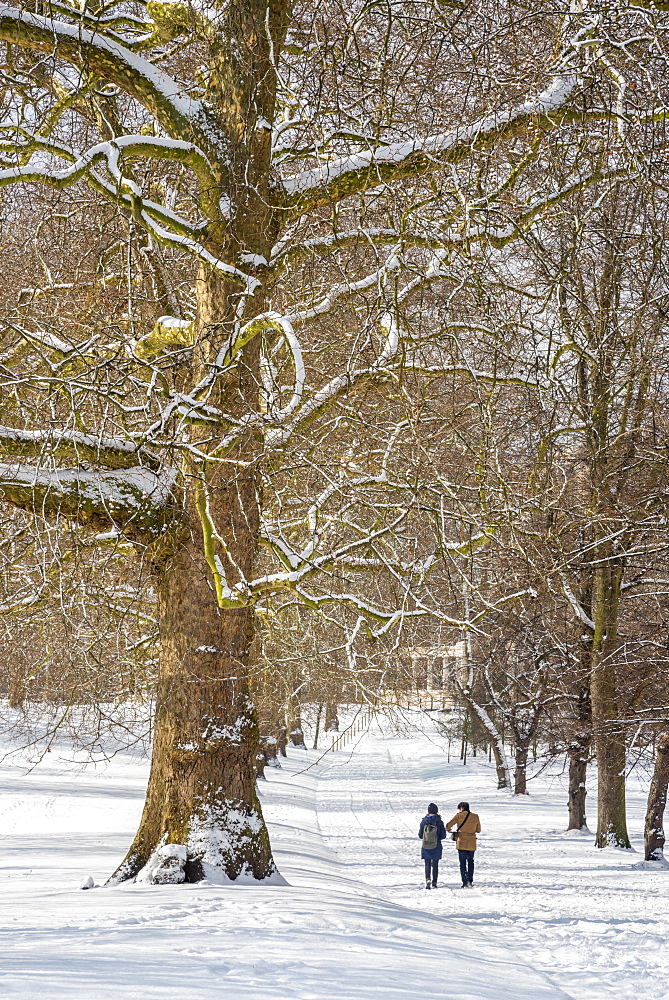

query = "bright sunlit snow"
1;715;666;999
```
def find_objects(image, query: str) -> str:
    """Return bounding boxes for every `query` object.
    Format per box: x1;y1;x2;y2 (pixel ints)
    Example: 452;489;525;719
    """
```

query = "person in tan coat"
445;801;481;887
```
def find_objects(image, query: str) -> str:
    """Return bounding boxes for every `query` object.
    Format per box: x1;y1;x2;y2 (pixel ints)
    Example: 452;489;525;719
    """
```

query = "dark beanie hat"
427;802;439;814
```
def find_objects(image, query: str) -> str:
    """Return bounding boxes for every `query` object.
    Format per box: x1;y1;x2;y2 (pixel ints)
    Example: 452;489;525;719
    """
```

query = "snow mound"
137;842;187;884
630;856;669;871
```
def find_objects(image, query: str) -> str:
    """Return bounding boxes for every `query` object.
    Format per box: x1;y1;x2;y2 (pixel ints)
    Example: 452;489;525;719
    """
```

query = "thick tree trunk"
111;256;278;881
567;735;590;830
325;702;339;732
514;744;529;794
277;722;288;757
590;560;630;848
109;0;291;879
289;708;306;748
110;506;276;883
490;739;511;790
644;731;669;861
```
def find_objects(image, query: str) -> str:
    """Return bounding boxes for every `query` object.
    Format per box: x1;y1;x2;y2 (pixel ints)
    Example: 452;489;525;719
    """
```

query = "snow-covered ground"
0;713;667;1000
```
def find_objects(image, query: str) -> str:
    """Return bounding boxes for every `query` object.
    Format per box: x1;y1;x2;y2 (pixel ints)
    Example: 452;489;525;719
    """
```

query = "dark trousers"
424;858;439;883
458;849;475;885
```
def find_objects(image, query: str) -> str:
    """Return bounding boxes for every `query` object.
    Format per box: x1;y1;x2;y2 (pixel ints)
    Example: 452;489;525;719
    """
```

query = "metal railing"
329;706;376;752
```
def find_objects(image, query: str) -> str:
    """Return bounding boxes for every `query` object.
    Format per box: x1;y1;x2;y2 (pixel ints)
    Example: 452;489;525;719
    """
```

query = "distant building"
402;641;466;693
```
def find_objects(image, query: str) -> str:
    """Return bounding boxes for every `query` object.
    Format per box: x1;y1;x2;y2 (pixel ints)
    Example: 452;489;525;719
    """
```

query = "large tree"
1;0;668;882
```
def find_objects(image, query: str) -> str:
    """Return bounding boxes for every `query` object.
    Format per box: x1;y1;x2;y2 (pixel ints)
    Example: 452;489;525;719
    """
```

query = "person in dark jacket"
418;802;446;888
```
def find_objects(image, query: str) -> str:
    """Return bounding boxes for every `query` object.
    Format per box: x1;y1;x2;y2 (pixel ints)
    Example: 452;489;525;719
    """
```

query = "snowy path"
310;719;669;1000
0;716;667;999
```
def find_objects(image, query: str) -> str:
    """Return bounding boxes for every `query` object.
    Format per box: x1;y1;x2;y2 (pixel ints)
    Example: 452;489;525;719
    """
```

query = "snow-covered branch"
278;75;585;213
0;6;212;143
0;424;159;470
0;132;219;216
559;572;596;631
0;462;178;541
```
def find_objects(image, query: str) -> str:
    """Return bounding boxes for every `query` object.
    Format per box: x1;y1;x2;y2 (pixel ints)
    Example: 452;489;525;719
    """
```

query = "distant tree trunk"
256;724;281;778
644;731;669;861
453;684;511;789
590;559;630;848
460;712;469;764
567;686;591;830
7;669;26;709
567;735;590;830
313;703;323;749
469;709;490;758
289;707;306;748
277;722;288;757
511;711;542;795
325;702;339;732
263;734;280;768
255;746;267;780
592;709;629;848
490;740;511;790
514;743;529;794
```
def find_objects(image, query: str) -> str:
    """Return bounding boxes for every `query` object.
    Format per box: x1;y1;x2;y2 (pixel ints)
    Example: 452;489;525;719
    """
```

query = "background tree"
2;0;669;882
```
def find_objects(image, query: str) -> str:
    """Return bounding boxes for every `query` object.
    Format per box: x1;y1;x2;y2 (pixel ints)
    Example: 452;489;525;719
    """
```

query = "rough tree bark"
490;740;511;791
0;0;291;884
567;688;591;831
514;743;530;795
590;557;630;849
112;505;273;882
108;0;291;882
644;731;669;862
258;722;281;775
567;735;591;831
325;703;340;733
288;709;306;749
277;723;288;759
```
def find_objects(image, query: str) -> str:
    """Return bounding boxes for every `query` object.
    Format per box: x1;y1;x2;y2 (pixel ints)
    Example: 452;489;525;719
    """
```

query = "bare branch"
0;5;212;143
277;76;601;213
0;424;160;470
